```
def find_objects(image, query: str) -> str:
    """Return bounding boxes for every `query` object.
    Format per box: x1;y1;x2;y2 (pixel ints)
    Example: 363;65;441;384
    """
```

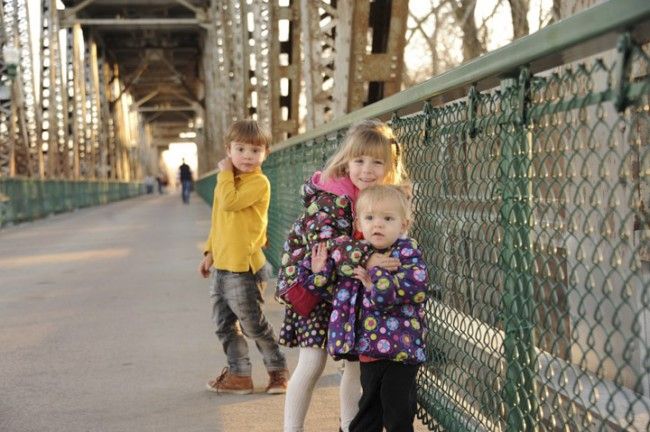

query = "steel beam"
132;89;161;108
0;0;11;176
60;18;204;29
300;0;345;128
250;0;271;129
62;0;97;18
15;0;42;176
198;0;222;175
71;24;87;179
347;0;409;111
172;0;206;18
40;0;68;177
1;0;40;177
86;38;101;178
137;105;196;112
269;0;301;142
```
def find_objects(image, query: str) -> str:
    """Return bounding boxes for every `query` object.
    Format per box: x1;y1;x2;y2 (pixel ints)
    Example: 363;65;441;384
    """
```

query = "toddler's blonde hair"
356;184;412;228
321;119;404;185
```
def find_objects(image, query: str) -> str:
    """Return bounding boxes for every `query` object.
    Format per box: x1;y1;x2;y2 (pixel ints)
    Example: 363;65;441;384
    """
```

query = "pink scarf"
311;171;359;205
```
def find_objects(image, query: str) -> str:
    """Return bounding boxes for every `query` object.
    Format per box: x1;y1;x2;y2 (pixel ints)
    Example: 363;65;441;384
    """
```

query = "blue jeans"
209;269;287;375
181;180;192;203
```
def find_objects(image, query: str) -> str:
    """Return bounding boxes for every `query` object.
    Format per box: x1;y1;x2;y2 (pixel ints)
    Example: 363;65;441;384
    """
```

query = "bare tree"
507;0;530;39
402;0;553;87
405;3;447;76
449;0;486;61
551;0;562;22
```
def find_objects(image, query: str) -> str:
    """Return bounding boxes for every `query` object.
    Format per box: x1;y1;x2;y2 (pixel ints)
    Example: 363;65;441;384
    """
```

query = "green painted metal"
499;71;538;432
0;178;144;227
195;173;216;207
196;2;650;430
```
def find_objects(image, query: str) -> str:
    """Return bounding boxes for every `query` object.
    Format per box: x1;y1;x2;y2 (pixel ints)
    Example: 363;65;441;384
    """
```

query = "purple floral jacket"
308;235;430;364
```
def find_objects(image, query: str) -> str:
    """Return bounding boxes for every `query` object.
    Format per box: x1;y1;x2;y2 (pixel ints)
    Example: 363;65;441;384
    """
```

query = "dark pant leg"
181;180;191;203
381;362;419;432
349;361;385;432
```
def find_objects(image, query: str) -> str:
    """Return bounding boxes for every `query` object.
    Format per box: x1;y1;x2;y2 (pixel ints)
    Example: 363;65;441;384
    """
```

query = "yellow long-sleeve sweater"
203;168;269;273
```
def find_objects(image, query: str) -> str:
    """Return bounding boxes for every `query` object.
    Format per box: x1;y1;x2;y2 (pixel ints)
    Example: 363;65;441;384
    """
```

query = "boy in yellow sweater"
198;120;288;394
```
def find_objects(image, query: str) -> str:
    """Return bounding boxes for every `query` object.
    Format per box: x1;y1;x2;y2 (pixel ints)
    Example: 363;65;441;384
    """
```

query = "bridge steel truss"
0;0;139;180
202;0;409;161
1;0;410;179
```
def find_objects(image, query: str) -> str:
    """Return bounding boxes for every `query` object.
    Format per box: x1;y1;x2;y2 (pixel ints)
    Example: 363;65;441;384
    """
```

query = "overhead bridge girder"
1;0;410;178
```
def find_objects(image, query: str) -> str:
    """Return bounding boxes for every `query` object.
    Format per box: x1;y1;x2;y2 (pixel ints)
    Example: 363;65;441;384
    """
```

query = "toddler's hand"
353;266;372;289
366;253;399;272
199;253;213;278
217;157;233;172
311;243;328;273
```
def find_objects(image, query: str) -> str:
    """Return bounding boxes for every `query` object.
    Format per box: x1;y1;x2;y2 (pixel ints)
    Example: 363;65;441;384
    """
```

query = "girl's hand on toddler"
217;157;233;172
311;243;328;273
353;266;372;289
366;253;400;272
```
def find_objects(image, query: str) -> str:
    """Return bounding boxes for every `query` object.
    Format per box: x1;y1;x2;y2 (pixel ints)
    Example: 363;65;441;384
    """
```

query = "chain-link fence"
196;2;650;430
0;178;144;227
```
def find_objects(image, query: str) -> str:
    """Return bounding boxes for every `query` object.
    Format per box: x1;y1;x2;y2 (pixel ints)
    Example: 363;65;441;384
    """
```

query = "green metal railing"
0;177;144;227
197;1;649;430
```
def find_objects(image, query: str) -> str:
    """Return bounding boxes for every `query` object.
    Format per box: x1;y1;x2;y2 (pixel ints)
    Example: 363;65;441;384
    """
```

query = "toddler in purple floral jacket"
310;185;429;432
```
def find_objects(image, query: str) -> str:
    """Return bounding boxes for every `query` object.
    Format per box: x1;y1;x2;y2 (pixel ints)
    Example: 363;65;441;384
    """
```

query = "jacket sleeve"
366;245;429;309
302;195;353;244
305;258;336;300
330;238;372;278
289;196;353;284
216;171;269;212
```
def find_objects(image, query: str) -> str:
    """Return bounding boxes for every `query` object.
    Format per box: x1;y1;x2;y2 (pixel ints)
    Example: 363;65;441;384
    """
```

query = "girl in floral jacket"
310;185;429;432
277;120;404;432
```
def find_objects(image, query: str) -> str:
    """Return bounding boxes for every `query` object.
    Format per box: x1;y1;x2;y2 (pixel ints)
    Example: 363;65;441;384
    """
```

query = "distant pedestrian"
156;174;166;194
198;119;288;395
179;159;193;204
144;175;155;194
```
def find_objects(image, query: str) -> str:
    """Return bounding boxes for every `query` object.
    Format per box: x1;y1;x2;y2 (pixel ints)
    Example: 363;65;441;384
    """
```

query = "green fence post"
500;68;538;432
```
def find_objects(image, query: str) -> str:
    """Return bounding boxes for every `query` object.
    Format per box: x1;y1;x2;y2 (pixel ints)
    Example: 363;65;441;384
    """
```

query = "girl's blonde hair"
321;119;404;185
356;184;412;227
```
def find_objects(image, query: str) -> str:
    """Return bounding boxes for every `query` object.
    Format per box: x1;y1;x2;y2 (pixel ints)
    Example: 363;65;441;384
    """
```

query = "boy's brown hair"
225;120;272;150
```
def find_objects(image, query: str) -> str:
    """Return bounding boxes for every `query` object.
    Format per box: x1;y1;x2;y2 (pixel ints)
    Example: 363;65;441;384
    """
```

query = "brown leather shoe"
265;368;289;394
206;367;253;394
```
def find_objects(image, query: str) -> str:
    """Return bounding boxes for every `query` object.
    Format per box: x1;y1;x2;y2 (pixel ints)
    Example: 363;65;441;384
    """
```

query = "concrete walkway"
0;192;428;432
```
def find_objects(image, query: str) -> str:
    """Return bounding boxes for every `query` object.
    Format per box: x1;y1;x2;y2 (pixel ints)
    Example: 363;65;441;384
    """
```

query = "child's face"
347;155;387;190
227;141;267;173
356;199;407;249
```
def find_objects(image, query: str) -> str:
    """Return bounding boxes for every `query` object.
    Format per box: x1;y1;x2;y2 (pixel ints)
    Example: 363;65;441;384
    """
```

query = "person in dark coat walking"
179;159;193;204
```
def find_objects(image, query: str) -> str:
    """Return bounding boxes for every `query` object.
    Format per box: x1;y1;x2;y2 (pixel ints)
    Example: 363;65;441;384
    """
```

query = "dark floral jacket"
308;235;429;364
276;176;356;306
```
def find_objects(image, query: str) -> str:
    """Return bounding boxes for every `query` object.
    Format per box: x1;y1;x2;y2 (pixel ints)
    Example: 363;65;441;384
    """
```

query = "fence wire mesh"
262;31;649;432
0;178;144;226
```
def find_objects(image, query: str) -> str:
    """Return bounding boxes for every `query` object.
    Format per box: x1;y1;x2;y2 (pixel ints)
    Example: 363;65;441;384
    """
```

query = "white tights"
283;347;361;432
